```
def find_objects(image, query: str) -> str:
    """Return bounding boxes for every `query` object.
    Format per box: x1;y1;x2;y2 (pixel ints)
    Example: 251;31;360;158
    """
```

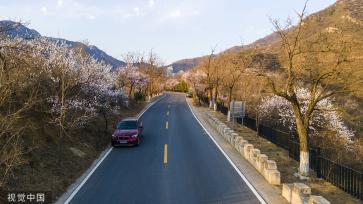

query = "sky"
0;0;336;64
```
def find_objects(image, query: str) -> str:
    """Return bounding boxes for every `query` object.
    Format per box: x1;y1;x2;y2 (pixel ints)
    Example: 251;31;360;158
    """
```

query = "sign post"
229;100;246;130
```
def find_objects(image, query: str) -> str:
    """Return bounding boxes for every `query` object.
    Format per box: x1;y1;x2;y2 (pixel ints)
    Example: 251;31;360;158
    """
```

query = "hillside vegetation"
0;24;167;201
261;0;363;136
181;0;363;172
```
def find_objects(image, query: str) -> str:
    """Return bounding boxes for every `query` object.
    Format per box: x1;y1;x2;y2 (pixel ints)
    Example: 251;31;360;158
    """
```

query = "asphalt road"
68;93;261;204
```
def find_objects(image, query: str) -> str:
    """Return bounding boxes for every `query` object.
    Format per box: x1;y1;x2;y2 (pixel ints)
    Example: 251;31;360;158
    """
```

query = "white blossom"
1;36;126;127
259;87;354;146
164;78;179;89
183;70;207;92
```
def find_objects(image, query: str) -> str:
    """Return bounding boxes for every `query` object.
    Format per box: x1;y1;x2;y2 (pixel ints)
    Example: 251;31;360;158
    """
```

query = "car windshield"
117;120;138;130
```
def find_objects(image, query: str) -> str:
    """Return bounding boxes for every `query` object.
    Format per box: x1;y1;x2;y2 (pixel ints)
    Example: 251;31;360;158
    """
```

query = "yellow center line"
166;121;168;129
163;144;168;164
167;111;169;116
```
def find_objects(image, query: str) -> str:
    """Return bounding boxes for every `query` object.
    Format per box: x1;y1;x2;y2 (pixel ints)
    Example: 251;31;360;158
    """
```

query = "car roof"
121;117;138;122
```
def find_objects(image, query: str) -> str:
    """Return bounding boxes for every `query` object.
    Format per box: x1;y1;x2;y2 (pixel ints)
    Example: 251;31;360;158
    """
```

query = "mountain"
0;20;41;39
0;20;125;69
168;32;281;73
225;32;280;53
169;57;203;73
170;0;363;73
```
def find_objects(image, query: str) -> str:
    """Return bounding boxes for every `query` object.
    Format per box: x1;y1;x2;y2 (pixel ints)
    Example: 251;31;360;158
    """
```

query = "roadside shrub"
174;80;189;93
134;92;145;101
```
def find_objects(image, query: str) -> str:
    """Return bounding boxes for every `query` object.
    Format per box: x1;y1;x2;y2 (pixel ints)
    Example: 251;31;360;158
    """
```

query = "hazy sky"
0;0;336;64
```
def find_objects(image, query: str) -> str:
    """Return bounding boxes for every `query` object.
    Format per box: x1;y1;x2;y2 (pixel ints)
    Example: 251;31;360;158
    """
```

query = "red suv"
111;117;143;146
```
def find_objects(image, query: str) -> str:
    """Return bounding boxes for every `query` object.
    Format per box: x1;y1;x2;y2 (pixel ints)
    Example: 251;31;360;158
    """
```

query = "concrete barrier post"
220;126;227;135
291;183;311;204
220;126;226;133
267;170;281;185
250;148;261;167
222;127;230;135
224;128;232;137
226;130;234;141
263;160;277;178
218;124;224;133
243;144;254;159
282;183;294;202
220;124;228;134
234;137;243;149
220;126;226;134
246;146;254;161
238;140;248;153
230;133;238;144
256;154;268;173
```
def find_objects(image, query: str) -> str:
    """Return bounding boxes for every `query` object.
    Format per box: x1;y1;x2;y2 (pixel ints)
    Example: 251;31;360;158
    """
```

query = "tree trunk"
128;84;134;99
57;126;64;165
209;88;213;108
256;112;259;136
213;87;218;111
292;102;310;176
148;81;153;99
214;86;218;101
193;84;201;105
228;87;233;108
102;109;108;136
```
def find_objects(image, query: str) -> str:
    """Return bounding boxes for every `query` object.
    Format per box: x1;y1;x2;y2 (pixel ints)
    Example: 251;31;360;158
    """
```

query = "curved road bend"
69;92;261;204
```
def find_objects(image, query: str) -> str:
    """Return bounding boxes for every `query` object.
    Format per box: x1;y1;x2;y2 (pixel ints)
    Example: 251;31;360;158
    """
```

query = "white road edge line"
64;94;167;204
186;99;267;204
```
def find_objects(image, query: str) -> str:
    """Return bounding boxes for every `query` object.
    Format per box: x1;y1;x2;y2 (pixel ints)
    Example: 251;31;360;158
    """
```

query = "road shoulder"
187;98;288;204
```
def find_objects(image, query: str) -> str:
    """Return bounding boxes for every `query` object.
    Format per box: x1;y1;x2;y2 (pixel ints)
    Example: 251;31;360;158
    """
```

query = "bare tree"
221;50;253;106
0;27;41;187
260;3;362;176
139;50;166;99
200;47;216;107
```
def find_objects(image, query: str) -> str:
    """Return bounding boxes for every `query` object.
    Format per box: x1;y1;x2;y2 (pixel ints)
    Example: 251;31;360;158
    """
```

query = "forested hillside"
179;0;363;173
0;24;167;201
